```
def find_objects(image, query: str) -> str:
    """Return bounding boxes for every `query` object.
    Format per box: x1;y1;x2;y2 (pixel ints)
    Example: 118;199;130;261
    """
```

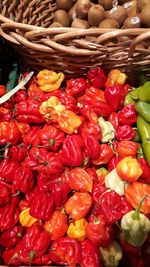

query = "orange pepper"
105;69;127;87
58;110;82;134
37;69;65;92
68;167;93;193
116;157;143;182
96;167;108;185
125;182;150;215
19;208;38;227
67;218;88;241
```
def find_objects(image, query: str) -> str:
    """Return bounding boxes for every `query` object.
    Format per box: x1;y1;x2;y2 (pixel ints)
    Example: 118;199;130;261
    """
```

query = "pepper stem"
8;253;18;266
29;250;35;267
132;195;147;220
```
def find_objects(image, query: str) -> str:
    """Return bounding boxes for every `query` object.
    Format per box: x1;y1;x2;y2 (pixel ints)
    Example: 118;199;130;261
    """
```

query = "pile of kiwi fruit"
50;0;150;30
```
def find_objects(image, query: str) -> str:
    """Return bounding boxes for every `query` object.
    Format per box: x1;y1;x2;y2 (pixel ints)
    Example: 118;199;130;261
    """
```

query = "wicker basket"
1;0;150;77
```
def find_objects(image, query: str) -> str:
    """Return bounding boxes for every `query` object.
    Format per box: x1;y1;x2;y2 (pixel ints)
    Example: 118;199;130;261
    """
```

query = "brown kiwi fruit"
71;18;90;28
140;4;150;27
99;18;119;28
56;0;73;10
88;5;105;26
68;5;77;21
54;9;70;27
137;0;150;10
106;5;128;26
98;0;113;10
75;0;92;19
123;1;138;17
123;16;141;28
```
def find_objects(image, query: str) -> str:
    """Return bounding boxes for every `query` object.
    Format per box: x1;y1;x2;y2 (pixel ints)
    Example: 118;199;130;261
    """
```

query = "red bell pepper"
92;144;114;165
80;239;101;267
96;190;132;223
114;140;139;158
104;84;125;111
0;121;21;145
22;126;40;146
68;167;93;193
118;104;137;125
62;134;84;167
115;125;136;141
12;166;34;194
83;134;101;160
0;225;23;248
87;66;106;88
66;78;89;97
0;196;19;231
0;159;19;183
14;99;45;124
49;237;81;267
65;191;92;220
38;124;64;152
15;224;51;263
8;143;28;162
29;191;54;221
0;180;15;207
137;158;150;184
85;214;113;247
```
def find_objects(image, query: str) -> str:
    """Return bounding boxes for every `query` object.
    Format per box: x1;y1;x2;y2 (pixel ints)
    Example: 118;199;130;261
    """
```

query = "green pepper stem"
29;251;35;267
132;195;147;220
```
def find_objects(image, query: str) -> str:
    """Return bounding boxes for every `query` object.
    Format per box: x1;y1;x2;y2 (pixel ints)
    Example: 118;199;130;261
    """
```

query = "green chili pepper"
132;128;141;142
137;115;150;165
130;86;142;101
135;101;150;123
138;81;150;102
124;93;135;105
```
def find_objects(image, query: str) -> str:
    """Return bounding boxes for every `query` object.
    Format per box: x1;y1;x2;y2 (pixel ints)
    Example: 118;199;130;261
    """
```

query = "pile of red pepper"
0;67;150;267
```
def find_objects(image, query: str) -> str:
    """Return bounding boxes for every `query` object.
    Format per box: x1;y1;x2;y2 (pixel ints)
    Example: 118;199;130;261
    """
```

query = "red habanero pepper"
0;225;23;248
8;143;28;162
66;78;89;97
0;85;6;96
115;125;136;141
81;103;98;123
2;248;22;266
14;99;45;124
68;167;93;193
96;167;108;185
0;107;12;122
49;181;71;207
137;158;150;184
92;144;114;165
92;100;113;117
49;237;81;267
79;120;102;140
114;140;139;158
83;134;101;160
108;112;119;131
87;66;106;88
80;239;101;267
83;86;105;104
85;214;113;247
104;84;125;111
0;121;21;145
29;191;54;221
12;166;34;194
108;156;121;171
62;134;84;167
0;196;19;231
13;89;27;103
0;180;15;207
96;190;132;223
118;104;137;125
22;126;40;146
19;199;30;211
0;159;19;183
86;167;99;182
91;183;107;204
16;122;31;135
15;224;51;263
44;210;68;240
65;192;92;220
38;124;64;152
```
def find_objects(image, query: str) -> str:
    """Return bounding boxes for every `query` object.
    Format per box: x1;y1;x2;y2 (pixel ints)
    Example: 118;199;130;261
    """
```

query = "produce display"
0;66;150;267
50;0;150;30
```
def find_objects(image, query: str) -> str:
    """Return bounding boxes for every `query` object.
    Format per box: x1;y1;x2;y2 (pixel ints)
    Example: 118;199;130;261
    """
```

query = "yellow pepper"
37;69;65;92
57;110;82;134
39;96;66;122
105;69;127;87
19;208;38;227
67;218;88;241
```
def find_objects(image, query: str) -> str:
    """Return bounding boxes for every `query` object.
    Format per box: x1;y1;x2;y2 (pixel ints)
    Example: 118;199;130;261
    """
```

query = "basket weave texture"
1;0;150;76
